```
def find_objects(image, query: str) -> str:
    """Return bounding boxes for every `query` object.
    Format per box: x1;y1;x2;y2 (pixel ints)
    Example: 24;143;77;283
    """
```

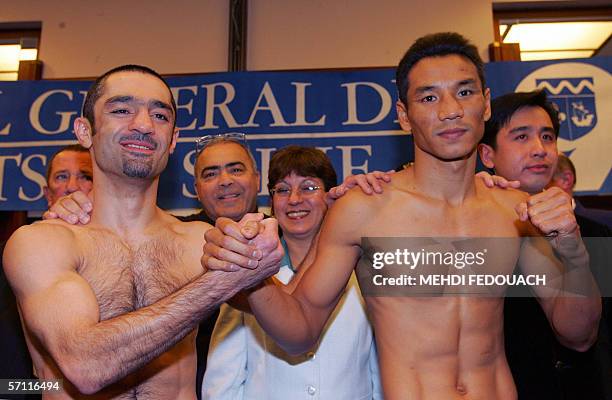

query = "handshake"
202;213;285;287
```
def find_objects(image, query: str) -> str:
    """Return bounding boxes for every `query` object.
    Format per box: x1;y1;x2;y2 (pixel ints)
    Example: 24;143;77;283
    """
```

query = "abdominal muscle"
367;296;517;400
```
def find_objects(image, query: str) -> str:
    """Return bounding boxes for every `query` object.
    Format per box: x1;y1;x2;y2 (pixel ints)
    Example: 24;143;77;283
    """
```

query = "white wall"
2;0;229;78
2;0;497;78
247;0;494;70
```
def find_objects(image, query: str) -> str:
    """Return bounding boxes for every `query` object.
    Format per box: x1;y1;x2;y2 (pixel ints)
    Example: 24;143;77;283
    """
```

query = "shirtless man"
202;33;601;399
2;65;281;399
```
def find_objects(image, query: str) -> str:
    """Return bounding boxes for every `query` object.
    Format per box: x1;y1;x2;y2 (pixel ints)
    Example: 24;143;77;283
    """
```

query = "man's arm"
204;190;368;355
3;222;278;395
516;187;601;351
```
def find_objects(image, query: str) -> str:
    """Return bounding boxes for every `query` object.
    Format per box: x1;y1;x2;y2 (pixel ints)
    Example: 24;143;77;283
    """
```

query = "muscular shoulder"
5;220;80;258
330;183;389;223
324;179;398;243
483;183;528;210
3;221;81;296
476;180;533;233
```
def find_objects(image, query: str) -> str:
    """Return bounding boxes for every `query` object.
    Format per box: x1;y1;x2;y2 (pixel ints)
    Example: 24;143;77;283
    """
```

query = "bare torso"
24;217;205;399
352;173;529;399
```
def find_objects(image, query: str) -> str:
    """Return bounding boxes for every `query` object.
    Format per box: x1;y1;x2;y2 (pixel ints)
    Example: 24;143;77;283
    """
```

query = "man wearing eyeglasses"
2;65;284;399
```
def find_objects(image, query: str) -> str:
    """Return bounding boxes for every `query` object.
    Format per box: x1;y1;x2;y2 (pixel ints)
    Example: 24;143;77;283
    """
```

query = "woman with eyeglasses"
202;145;381;399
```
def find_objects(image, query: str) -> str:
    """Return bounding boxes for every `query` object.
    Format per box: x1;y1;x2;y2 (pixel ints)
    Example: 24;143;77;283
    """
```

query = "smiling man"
202;33;600;399
185;134;260;225
2;65;281;399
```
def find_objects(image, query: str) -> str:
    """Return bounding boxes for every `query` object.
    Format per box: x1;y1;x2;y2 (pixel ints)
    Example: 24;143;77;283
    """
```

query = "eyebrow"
150;99;174;114
200;161;246;175
413;78;478;95
105;95;134;105
508;125;555;135
508;126;530;134
457;79;477;87
104;96;174;115
413;85;436;95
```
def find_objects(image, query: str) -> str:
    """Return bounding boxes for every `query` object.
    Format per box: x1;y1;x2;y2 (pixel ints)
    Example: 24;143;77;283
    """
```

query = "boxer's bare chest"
75;228;198;321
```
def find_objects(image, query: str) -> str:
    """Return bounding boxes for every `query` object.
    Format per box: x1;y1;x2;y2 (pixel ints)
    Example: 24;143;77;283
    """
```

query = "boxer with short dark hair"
202;32;601;399
3;65;282;398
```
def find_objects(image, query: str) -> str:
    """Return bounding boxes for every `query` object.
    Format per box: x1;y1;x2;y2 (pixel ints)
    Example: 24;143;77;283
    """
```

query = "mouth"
119;139;156;154
286;210;310;219
437;128;467;140
217;193;241;201
524;164;550;174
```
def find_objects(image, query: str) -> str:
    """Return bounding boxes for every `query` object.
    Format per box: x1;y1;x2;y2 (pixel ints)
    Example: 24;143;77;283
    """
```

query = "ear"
43;186;52;206
256;171;261;191
557;170;575;192
396;100;411;133
194;181;200;201
483;88;491;122
478;143;496;169
74;117;93;148
169;128;179;154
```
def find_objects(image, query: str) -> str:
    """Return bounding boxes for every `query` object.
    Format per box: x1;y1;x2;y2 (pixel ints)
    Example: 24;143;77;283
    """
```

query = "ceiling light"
0;44;21;71
19;48;37;61
520;50;595;61
503;21;612;51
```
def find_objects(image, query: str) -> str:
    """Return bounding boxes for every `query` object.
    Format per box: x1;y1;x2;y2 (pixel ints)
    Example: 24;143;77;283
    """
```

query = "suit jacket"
505;214;612;400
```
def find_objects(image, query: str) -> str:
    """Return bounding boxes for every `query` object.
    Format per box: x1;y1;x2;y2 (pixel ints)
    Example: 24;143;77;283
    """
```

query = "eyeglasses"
195;132;247;155
270;183;322;197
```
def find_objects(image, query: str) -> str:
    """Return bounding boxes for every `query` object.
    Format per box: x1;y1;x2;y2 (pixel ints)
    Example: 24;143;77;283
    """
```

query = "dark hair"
268;146;337;192
482;90;559;149
396;32;485;107
82;64;177;129
46;144;90;182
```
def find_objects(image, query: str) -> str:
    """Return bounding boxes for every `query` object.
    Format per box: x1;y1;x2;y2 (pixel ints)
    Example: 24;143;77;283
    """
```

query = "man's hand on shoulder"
43;190;93;225
326;170;393;204
476;171;521;189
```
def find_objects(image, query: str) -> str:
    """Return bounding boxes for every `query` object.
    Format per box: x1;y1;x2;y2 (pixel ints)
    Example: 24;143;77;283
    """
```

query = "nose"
438;94;464;120
129;108;153;134
288;188;303;205
530;137;547;158
218;170;234;187
65;175;79;194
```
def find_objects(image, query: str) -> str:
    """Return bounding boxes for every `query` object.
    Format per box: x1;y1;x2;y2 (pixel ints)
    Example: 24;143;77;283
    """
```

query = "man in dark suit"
479;89;612;400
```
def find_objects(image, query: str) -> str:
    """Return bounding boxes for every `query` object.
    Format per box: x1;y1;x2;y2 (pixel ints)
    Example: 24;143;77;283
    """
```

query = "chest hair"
78;231;193;321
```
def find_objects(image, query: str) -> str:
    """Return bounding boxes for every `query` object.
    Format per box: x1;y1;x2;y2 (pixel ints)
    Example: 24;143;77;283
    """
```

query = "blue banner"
0;57;610;210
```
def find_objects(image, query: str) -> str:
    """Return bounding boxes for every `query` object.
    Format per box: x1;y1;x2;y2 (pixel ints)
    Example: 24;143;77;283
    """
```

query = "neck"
283;231;318;269
411;147;478;205
90;170;161;234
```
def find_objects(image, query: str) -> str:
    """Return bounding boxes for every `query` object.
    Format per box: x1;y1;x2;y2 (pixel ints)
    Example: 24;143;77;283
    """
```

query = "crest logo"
536;77;596;141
